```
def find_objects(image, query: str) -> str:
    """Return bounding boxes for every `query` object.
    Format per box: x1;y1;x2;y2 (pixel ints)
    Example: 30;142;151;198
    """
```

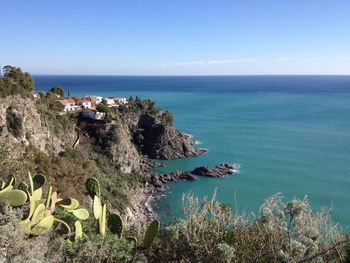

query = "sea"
33;75;350;229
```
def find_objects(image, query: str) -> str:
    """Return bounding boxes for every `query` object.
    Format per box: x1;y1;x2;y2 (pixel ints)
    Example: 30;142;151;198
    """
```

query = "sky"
0;0;349;75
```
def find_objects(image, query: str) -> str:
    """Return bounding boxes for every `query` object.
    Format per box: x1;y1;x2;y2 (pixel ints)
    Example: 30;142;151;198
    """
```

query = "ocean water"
33;75;350;228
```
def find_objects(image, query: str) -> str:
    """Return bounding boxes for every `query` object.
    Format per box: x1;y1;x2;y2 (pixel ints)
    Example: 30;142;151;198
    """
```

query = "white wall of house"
96;96;103;104
115;97;127;104
81;101;92;109
82;109;105;120
62;105;79;112
104;98;115;106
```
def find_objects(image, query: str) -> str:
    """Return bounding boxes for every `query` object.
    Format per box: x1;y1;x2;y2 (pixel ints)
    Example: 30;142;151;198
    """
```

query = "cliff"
137;113;206;159
0;95;76;155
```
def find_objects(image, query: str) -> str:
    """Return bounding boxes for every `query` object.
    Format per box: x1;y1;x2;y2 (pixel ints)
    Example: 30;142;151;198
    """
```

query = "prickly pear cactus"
30;215;54;236
107;213;123;236
85;177;100;198
72;208;89;220
74;221;83;241
57;198;79;211
93;195;102;219
4;175;16;189
33;174;46;190
0;189;28;206
99;204;106;236
143;219;160;249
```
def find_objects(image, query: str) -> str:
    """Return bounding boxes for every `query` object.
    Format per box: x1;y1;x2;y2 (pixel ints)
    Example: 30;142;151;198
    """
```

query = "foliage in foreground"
1;187;350;262
146;193;349;263
0;174;159;262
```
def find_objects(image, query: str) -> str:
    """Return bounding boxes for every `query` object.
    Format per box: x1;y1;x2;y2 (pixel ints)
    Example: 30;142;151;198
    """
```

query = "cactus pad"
99;204;106;236
85;177;100;198
18;182;29;192
107;213;123;236
45;186;52;209
4;175;16;189
33;174;46;190
0;189;27;206
57;198;79;210
31;203;46;226
72;208;89;220
143;219;160;249
74;221;83;241
93;195;102;219
30;215;54;236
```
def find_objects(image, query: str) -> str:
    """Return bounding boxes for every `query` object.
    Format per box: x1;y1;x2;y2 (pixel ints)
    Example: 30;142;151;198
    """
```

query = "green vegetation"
0;180;349;262
50;86;65;97
144;193;349;262
0;65;34;98
6;106;23;138
161;110;173;125
96;102;111;113
0;175;159;262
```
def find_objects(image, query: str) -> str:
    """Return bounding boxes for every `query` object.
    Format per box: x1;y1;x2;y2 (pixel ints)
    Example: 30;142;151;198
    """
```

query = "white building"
81;99;92;109
84;95;103;105
82;109;105;120
58;99;79;112
104;98;116;107
113;97;128;104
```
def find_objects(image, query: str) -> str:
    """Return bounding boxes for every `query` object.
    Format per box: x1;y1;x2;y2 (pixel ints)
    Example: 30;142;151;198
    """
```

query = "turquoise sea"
34;75;350;228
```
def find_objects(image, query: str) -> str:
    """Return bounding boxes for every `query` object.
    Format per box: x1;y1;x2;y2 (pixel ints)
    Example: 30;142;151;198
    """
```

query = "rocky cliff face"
0;95;76;155
138;114;206;159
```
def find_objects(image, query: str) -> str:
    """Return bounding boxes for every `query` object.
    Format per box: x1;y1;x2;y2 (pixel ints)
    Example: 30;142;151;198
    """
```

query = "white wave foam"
232;163;241;173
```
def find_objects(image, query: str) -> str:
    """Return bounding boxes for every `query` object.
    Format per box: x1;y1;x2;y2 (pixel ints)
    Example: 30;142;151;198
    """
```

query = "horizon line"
31;73;350;77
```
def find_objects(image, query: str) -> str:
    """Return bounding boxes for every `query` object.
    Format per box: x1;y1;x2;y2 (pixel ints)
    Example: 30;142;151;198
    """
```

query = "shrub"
148;192;348;263
6;107;23;138
161;111;173;125
50;86;64;97
63;234;135;263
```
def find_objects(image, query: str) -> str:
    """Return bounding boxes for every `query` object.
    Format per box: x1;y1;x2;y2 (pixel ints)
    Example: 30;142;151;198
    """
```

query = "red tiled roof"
58;99;76;106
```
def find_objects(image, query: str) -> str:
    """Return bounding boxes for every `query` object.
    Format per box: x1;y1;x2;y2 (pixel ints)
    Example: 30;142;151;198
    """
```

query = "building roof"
58;99;76;106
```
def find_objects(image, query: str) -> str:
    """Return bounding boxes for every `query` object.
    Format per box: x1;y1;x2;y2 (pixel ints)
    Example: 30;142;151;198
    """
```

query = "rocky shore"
145;163;239;193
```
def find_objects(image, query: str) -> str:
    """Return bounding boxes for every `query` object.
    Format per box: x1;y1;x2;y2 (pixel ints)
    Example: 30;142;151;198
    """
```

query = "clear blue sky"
0;0;349;75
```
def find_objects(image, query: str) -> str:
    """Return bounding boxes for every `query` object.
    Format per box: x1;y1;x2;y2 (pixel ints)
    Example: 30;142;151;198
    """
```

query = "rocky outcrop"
191;163;237;178
147;163;239;191
0;95;76;155
77;119;142;174
138;114;207;160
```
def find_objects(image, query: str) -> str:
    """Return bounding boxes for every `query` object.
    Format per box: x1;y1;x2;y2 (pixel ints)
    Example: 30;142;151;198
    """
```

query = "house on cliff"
58;99;80;112
84;95;103;105
113;97;128;104
82;108;105;120
104;98;116;107
81;99;92;109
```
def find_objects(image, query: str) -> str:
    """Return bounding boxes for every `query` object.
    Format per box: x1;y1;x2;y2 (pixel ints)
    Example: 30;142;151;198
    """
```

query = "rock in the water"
162;170;196;181
191;163;237;178
158;163;237;187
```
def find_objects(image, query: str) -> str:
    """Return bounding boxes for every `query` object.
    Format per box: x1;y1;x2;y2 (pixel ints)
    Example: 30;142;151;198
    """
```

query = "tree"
2;65;34;92
50;86;64;97
162;110;173;125
96;103;110;113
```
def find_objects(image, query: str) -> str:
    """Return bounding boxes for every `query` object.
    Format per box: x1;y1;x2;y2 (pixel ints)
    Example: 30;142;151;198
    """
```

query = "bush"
161;111;173;125
0;65;34;98
147;192;348;263
63;234;135;263
6;107;23;138
50;86;64;97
